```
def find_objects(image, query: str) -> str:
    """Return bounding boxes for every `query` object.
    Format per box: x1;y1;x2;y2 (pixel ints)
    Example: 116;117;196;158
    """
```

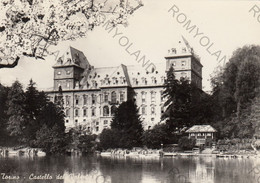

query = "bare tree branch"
0;57;20;68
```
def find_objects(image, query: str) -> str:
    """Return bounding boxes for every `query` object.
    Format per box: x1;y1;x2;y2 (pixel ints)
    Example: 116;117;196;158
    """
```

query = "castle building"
46;38;203;134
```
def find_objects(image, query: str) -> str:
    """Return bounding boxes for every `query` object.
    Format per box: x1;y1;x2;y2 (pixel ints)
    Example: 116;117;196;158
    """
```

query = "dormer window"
171;48;176;54
181;60;186;66
161;77;165;83
112;77;117;84
57;71;61;75
66;70;70;75
120;77;124;84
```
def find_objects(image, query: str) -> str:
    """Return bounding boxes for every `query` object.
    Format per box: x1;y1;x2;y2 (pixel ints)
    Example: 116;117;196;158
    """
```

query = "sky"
0;0;259;92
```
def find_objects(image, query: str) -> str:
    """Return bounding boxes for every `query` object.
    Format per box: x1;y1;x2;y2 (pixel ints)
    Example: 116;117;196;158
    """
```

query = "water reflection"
0;155;260;183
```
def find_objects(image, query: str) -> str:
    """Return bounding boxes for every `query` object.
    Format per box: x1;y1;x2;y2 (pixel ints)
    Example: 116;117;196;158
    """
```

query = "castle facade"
47;39;203;134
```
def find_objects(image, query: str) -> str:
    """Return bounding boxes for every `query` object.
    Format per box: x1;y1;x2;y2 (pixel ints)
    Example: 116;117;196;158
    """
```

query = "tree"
0;0;143;68
250;95;260;138
178;136;196;150
78;134;97;153
142;123;169;149
162;67;198;133
6;80;28;142
99;128;120;150
23;79;45;143
110;100;143;148
35;124;67;154
0;83;10;145
210;45;260;138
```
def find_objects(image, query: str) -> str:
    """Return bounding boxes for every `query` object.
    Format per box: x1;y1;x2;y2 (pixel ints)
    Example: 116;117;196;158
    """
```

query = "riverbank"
0;147;46;157
97;147;260;159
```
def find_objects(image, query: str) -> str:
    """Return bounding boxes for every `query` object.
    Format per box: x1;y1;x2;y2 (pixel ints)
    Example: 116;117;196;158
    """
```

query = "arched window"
141;106;146;115
120;92;125;102
83;95;88;105
92;94;96;105
104;92;109;103
151;92;156;103
151;106;155;115
83;108;87;116
111;91;117;103
91;108;96;116
75;109;79;116
111;105;117;116
75;95;79;105
65;96;70;106
65;109;70;116
103;106;109;116
141;92;146;103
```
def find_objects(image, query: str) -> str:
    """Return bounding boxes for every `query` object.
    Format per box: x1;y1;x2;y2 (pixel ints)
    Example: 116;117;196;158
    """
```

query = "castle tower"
52;47;91;91
165;36;203;89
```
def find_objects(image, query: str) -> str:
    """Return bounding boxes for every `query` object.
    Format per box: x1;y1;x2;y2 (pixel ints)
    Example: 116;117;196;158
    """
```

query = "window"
111;91;117;103
92;108;96;116
66;120;69;123
171;48;176;54
104;120;108;125
75;95;79;105
151;92;156;104
83;109;87;116
96;127;99;132
96;122;99;125
160;91;164;102
57;71;61;75
181;72;187;78
120;92;124;102
142;92;146;103
181;60;186;66
66;70;70;75
142;106;146;115
75;109;79;116
151;106;155;115
65;96;70;106
111;105;117;116
171;61;176;66
103;106;109;116
161;106;164;114
104;92;109;103
151;118;154;121
65;109;70;116
75;119;78;123
182;47;187;53
83;95;88;105
66;82;70;88
92;94;96;105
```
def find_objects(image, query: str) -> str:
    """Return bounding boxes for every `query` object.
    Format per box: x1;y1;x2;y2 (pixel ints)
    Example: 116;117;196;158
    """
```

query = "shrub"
178;136;196;150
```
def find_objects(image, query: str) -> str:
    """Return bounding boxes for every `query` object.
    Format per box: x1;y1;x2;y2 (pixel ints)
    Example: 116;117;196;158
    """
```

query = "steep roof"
79;62;166;89
165;36;201;62
53;46;90;69
186;125;217;133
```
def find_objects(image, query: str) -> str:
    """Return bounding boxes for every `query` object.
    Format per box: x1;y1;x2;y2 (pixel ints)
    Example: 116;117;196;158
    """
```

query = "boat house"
186;125;217;146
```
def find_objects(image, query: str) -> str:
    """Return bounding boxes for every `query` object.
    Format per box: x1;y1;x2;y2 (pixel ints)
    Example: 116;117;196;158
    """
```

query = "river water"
0;155;260;183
